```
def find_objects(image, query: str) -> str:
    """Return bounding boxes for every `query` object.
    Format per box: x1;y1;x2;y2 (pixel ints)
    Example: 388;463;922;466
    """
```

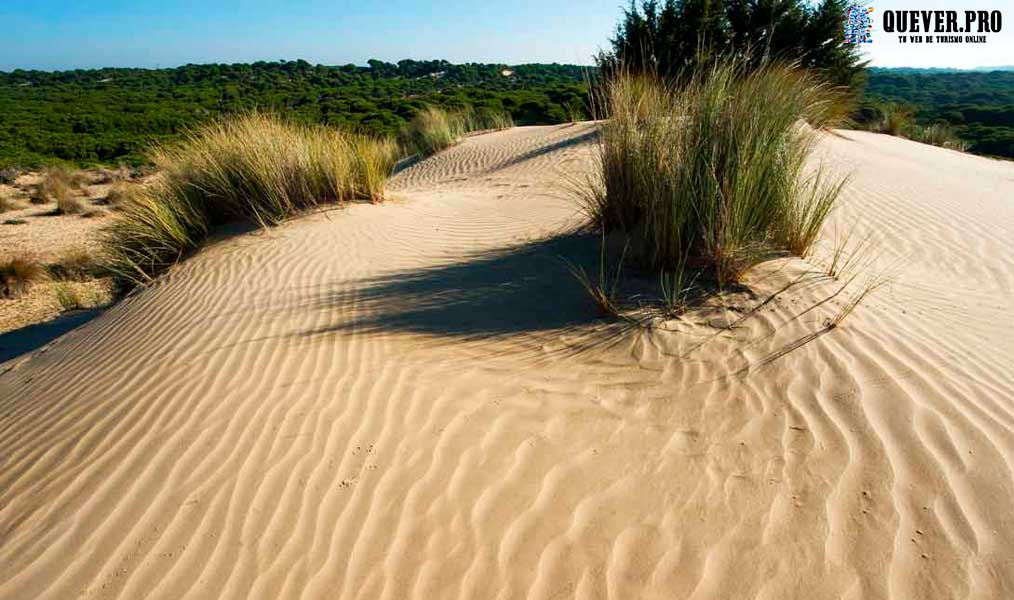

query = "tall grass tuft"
103;112;397;286
404;106;513;157
581;62;848;285
405;106;464;156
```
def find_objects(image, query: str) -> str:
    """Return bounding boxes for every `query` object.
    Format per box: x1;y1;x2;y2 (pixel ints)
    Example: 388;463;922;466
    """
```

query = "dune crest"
2;124;1013;599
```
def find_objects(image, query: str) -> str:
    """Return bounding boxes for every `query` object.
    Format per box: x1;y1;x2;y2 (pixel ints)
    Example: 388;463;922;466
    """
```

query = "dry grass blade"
827;273;889;329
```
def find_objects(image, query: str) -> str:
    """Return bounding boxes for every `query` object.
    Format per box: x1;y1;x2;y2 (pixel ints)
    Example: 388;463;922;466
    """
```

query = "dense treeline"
0;59;590;167
862;68;1014;158
4;59;1014;167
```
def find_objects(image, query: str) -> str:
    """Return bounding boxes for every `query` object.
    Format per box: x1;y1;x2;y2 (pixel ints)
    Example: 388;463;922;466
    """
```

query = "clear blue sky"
0;0;620;71
1;1;1011;72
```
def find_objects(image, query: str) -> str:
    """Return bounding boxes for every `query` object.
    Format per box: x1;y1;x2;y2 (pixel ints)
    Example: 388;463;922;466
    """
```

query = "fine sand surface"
2;123;1014;599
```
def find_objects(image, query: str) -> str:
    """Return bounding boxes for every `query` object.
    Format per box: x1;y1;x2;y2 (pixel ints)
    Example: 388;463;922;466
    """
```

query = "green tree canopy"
598;0;866;90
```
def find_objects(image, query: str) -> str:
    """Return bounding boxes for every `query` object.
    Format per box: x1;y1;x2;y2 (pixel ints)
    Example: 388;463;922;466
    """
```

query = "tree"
598;0;866;91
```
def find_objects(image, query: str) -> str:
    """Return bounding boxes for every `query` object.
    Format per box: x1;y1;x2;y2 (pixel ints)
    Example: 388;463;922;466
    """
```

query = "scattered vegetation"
860;69;1014;158
1;254;49;298
580;62;848;287
102;112;398;286
859;102;968;151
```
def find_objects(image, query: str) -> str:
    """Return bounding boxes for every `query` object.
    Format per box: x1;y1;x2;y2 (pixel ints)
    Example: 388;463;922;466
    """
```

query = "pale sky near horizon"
0;0;1011;72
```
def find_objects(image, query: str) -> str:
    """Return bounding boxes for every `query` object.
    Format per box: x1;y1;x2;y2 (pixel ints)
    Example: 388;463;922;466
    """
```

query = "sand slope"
2;124;1013;599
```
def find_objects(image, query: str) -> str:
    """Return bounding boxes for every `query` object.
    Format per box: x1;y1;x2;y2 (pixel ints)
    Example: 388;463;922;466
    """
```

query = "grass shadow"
0;309;102;364
297;230;635;356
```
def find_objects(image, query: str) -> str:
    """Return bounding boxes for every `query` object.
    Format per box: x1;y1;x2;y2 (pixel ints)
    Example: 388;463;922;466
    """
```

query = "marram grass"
404;106;513;157
580;63;850;285
103;113;398;286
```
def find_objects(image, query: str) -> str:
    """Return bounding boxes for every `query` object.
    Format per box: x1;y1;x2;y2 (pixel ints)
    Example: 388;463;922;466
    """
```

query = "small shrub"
0;166;20;185
103;112;396;286
1;254;49;298
31;165;84;207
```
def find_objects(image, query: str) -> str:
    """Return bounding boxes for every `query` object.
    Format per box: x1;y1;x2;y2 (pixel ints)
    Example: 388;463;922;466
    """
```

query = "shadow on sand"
0;309;103;364
297;230;635;356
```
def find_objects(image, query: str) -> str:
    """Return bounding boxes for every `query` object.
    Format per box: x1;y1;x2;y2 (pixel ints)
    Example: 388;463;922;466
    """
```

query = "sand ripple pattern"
2;125;1013;599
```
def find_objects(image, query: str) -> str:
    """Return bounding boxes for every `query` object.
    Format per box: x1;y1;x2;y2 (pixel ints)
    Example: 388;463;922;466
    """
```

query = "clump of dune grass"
1;253;49;298
405;106;465;156
579;62;848;287
102;112;397;286
404;106;513;157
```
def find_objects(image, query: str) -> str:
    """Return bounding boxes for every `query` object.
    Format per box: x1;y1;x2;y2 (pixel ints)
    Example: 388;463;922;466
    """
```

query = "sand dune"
2;123;1013;599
